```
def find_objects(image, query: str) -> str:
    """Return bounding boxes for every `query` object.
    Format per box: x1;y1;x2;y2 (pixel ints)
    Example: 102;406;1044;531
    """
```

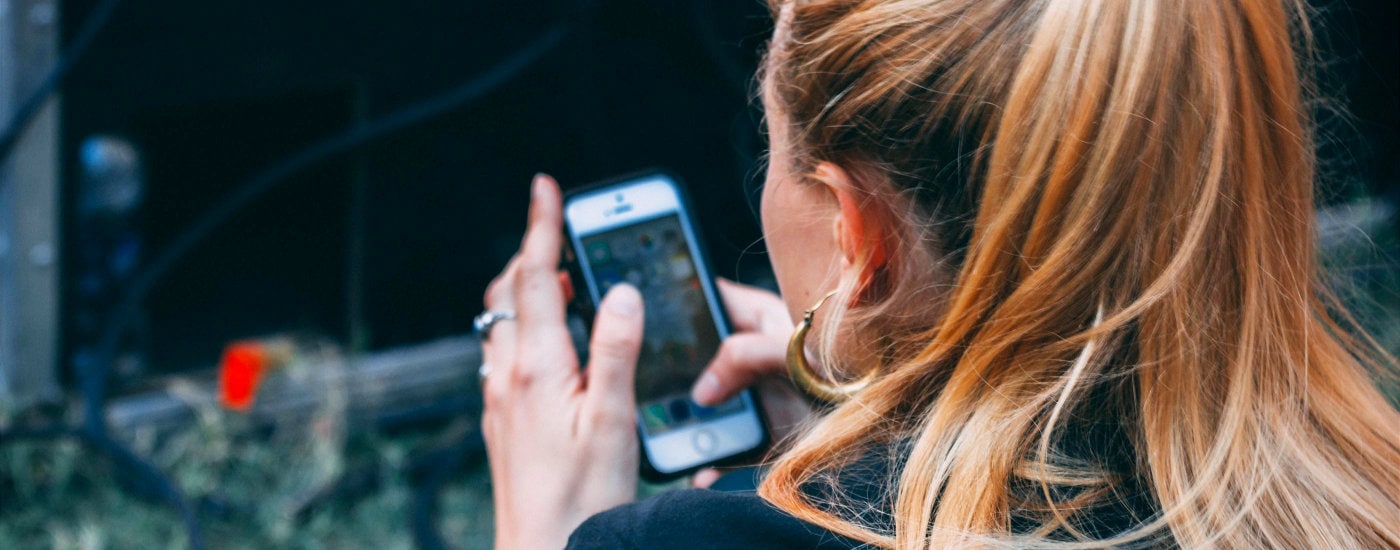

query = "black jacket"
568;409;1162;550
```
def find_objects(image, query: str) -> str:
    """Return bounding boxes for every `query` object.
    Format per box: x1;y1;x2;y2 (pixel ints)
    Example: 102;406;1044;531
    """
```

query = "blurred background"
0;0;1395;548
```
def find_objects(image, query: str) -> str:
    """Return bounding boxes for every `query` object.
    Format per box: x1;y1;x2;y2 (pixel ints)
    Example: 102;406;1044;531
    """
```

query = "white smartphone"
563;171;768;480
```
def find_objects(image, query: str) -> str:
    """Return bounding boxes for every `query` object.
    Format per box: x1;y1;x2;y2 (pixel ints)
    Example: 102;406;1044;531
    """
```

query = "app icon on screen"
588;241;612;263
669;254;694;280
694;397;742;420
668;398;692;423
642;403;670;432
692;402;717;420
715;397;741;414
594;267;622;290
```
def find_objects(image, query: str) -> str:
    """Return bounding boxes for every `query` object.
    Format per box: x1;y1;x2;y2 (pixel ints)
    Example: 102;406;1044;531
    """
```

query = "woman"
480;0;1400;547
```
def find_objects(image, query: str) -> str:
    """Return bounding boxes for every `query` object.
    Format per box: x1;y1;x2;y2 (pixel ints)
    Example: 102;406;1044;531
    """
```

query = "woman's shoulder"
566;488;864;550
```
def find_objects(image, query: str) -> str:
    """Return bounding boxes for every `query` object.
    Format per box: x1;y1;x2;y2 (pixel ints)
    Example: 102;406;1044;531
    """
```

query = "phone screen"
567;174;765;477
578;214;746;437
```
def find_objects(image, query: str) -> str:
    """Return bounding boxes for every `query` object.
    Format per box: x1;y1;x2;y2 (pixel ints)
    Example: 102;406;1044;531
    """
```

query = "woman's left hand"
481;174;645;549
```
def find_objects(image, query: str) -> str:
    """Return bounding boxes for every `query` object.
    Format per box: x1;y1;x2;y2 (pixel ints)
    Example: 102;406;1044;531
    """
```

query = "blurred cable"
79;19;565;432
96;25;568;368
0;0;123;168
409;424;487;550
0;423;207;549
1;23;569;550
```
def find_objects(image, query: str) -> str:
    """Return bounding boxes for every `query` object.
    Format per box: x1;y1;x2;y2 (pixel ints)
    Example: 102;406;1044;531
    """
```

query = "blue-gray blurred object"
79;136;144;218
0;0;62;408
71;135;148;388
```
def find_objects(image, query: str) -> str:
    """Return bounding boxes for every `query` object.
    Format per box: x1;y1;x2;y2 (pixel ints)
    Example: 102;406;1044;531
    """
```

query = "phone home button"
692;429;718;456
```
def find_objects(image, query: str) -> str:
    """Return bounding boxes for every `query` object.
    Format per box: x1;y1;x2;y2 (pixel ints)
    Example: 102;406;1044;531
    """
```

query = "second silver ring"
473;310;516;340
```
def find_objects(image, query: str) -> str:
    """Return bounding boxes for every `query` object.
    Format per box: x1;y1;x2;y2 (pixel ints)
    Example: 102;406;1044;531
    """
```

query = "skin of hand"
482;173;829;541
688;278;815;488
481;174;646;550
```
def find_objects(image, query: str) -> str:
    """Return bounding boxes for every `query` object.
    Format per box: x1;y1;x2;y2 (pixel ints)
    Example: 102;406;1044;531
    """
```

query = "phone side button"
692;429;718;456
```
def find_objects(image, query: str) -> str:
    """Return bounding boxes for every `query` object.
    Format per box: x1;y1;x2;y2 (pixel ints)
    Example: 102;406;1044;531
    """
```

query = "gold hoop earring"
786;290;879;403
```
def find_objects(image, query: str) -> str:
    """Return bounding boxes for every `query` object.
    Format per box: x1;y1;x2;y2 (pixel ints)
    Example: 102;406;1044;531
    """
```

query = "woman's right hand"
688;279;813;487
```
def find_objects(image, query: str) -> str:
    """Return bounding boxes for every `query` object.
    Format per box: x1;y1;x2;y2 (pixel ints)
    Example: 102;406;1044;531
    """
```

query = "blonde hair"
758;0;1400;548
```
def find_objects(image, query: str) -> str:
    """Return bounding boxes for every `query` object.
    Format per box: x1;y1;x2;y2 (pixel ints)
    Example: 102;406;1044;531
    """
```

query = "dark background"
55;0;1396;386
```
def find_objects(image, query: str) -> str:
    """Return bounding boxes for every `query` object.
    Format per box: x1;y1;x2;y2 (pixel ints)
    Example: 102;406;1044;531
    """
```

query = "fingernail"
691;372;720;405
527;176;541;221
605;284;642;318
532;174;549;200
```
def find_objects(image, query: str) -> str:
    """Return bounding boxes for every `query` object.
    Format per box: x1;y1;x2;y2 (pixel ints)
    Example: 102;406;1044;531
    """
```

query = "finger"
691;468;723;489
581;284;644;430
481;255;522;393
716;278;792;334
510;175;578;389
515;174;567;331
690;332;787;406
484;254;521;327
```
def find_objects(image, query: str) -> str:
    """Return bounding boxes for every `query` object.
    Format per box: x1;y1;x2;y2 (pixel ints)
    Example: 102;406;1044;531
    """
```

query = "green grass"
1;397;496;550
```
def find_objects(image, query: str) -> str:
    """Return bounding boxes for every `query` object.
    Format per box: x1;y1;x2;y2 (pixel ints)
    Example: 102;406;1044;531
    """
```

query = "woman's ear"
811;162;889;285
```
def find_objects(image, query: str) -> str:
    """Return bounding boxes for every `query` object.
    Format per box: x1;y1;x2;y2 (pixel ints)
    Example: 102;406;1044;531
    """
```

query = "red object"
220;342;268;411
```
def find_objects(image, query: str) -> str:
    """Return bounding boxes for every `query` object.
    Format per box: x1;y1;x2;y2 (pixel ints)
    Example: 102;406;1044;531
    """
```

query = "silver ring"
478;363;493;384
473;310;516;340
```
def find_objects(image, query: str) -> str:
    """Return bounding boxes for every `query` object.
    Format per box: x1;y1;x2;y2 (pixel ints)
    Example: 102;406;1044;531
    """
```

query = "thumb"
583;284;645;418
